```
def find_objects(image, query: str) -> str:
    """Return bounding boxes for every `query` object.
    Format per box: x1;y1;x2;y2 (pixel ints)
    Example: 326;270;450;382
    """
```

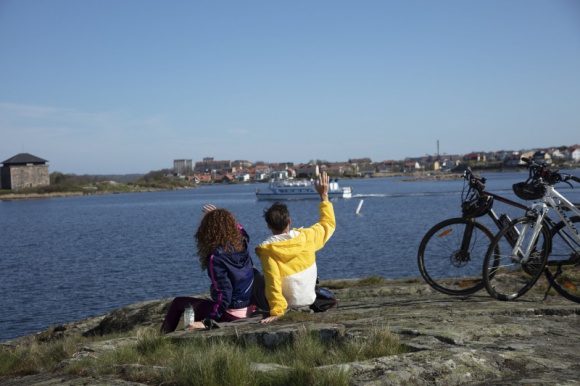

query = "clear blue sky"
1;0;579;174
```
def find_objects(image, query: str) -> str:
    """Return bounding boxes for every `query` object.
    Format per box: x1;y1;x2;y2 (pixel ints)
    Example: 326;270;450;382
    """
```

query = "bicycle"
417;168;529;296
482;158;580;301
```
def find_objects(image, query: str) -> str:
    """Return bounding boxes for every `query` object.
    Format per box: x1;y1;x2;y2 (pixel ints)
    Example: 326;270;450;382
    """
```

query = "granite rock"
2;279;580;385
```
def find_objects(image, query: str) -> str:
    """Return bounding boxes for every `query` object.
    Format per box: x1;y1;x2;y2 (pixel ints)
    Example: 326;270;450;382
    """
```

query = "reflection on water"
1;171;579;341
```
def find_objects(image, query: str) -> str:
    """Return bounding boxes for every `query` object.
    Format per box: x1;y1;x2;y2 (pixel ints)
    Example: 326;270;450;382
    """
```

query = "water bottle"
184;304;195;327
499;213;518;244
499;213;511;229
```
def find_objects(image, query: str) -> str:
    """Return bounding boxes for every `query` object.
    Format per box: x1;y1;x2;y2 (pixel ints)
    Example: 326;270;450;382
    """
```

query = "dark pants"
251;268;270;312
160;296;242;333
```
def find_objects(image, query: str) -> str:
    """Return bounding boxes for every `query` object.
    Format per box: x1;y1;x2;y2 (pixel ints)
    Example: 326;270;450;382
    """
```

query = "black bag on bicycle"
309;286;338;313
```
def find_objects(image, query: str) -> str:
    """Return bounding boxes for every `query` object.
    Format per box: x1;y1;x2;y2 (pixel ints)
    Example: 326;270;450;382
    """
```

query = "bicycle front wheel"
483;216;550;301
545;216;580;303
418;218;494;296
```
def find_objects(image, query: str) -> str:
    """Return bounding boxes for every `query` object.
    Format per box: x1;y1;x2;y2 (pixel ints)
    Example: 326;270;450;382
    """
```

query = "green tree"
50;172;68;185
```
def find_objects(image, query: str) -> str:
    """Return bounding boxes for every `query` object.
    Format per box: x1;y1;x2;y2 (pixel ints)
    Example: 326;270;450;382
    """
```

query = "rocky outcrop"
2;278;580;385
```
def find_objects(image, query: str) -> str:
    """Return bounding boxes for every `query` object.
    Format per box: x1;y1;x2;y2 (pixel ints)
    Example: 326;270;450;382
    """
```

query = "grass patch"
272;325;404;365
0;349;35;378
167;339;257;386
158;326;402;386
1;325;405;386
0;334;84;378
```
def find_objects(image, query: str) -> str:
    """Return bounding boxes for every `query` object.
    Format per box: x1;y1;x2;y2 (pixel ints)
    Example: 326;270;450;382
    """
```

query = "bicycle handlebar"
463;167;486;192
520;157;580;187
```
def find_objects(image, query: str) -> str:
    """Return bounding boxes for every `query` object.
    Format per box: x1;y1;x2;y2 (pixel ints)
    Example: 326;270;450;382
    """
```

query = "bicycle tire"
544;216;580;303
418;217;495;296
482;216;550;301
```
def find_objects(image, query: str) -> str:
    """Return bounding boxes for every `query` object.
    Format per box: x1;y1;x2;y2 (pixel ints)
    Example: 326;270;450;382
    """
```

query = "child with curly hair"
161;205;257;332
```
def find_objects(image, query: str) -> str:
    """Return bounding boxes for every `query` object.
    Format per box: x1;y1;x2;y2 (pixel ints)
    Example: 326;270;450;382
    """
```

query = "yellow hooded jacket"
255;201;335;316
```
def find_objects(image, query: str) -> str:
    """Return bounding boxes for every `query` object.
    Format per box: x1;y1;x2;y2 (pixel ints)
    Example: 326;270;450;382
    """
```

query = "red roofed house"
217;173;234;183
463;153;486;162
191;174;212;184
403;161;422;172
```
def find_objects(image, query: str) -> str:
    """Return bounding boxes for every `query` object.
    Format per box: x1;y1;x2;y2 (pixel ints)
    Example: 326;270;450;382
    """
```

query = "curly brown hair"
195;208;245;270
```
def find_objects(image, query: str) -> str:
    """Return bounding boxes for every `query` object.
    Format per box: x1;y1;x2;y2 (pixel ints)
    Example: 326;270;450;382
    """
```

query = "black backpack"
309;285;338;312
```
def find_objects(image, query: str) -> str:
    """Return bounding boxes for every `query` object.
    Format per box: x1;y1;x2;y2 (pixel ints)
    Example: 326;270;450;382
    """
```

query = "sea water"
1;170;579;341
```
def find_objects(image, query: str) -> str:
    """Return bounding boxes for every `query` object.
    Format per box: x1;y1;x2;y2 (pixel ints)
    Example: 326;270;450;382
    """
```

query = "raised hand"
202;204;217;214
315;172;329;201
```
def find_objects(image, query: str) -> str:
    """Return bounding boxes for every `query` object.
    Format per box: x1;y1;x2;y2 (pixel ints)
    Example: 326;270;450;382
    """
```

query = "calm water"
2;171;579;342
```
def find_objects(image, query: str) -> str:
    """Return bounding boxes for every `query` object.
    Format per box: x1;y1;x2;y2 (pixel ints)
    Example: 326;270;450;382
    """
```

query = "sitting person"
255;172;337;324
161;205;256;333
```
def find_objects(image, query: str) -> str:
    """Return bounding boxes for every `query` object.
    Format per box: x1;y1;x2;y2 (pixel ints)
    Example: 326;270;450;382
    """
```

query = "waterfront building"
173;159;193;174
1;153;50;190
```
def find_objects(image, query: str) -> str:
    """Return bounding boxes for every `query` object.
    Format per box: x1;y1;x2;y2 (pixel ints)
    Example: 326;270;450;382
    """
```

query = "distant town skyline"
2;141;578;177
183;143;578;165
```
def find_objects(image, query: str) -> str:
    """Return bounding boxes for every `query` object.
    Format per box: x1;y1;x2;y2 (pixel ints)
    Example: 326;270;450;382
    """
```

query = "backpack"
309;285;338;313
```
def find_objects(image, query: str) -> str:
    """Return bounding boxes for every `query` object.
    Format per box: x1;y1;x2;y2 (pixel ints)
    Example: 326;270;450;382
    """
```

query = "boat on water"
255;178;353;200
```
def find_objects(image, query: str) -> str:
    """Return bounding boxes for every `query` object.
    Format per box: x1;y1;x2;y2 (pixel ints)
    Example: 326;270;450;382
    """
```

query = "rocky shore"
2;278;579;385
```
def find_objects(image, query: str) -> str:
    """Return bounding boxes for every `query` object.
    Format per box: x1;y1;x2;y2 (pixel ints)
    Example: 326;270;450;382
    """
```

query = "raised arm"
315;172;329;202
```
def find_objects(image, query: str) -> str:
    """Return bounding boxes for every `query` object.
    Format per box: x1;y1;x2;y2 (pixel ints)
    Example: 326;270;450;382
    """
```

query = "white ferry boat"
256;178;352;200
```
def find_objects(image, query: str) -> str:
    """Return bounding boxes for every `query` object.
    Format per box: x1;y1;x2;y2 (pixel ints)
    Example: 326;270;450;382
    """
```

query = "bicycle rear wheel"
544;216;580;303
418;218;494;296
483;216;550;301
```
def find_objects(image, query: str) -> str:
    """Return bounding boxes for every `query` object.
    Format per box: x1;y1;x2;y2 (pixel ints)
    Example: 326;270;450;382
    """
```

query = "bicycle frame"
455;178;531;262
483;191;528;228
457;190;526;259
486;189;575;249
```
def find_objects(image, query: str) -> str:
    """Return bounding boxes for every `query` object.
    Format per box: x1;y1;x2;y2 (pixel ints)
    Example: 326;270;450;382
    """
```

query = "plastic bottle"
184;304;195;327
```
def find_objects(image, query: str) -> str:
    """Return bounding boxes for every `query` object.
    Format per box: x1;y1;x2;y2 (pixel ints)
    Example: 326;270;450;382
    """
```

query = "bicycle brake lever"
561;175;574;189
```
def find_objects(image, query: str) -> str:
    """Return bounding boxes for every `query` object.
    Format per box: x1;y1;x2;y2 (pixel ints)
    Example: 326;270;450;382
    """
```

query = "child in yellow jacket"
255;172;335;323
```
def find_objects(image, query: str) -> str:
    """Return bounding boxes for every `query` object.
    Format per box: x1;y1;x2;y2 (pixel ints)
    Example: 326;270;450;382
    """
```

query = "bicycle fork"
458;219;476;263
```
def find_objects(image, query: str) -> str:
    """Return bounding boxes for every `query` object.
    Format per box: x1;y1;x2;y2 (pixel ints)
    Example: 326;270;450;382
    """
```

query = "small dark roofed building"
1;153;50;190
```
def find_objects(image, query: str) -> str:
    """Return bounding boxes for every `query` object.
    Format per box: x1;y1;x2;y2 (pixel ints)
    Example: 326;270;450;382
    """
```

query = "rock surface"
2;278;580;385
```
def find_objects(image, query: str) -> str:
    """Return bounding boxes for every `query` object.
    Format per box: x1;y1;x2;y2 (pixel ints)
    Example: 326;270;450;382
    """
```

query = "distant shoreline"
0;187;184;201
0;191;89;200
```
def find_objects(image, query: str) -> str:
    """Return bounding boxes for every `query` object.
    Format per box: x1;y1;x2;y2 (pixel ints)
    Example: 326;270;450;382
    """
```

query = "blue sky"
1;0;579;174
